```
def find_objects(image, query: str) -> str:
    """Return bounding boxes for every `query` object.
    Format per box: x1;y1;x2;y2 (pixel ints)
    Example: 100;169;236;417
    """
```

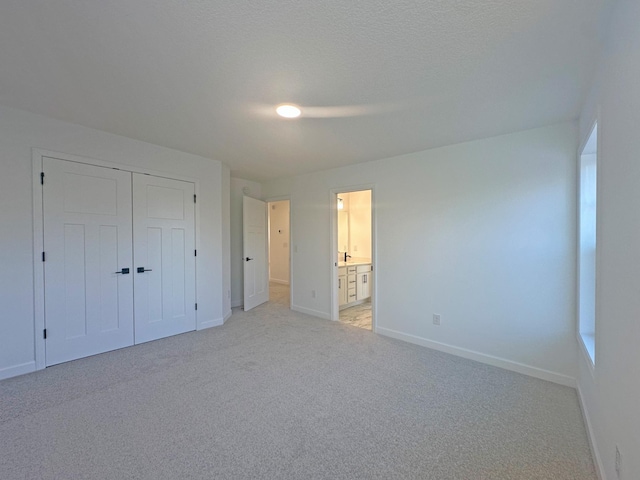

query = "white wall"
263;123;578;384
230;178;262;308
0;105;229;380
268;200;290;284
577;1;640;478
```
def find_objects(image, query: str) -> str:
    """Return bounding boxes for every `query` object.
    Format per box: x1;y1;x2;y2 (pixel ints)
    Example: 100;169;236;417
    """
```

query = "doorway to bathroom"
333;189;374;330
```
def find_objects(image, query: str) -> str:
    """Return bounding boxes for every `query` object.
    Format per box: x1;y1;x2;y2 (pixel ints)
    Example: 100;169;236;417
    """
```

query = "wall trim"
231;300;243;308
198;317;224;330
577;385;607;480
0;361;36;381
377;327;577;388
291;304;331;320
223;309;233;323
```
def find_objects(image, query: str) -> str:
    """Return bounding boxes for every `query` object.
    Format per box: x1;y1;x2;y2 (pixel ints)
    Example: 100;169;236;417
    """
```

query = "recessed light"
276;104;302;118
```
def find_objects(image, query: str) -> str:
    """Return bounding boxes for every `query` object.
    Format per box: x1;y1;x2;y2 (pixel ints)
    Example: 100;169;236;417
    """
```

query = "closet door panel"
133;174;196;344
43;158;134;366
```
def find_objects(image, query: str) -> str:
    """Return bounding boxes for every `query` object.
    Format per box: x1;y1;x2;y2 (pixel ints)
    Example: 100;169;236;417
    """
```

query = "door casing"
329;185;377;329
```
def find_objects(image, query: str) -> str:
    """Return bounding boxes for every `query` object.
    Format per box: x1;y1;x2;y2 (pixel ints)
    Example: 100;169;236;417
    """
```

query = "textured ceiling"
0;0;613;181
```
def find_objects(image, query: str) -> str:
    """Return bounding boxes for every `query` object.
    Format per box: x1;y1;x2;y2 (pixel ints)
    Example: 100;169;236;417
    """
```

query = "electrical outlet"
433;314;441;326
615;445;621;478
311;290;316;299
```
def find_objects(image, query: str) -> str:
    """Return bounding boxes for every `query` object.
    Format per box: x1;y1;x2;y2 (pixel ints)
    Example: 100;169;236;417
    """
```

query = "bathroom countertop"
337;258;371;267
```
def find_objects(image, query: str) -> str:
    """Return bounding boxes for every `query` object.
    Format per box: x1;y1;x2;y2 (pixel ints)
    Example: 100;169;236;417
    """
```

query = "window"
578;123;597;364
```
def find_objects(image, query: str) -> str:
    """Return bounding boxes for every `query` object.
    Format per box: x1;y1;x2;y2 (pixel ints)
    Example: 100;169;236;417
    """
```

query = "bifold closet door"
133;173;196;344
43;158;134;366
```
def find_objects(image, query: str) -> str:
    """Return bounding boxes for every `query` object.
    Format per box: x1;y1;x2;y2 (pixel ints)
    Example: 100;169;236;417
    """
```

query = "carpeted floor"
0;290;596;479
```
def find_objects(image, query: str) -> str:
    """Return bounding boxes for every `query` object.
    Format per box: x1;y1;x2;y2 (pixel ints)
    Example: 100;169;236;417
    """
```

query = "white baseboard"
376;327;576;388
231;299;243;308
198;317;224;330
291;304;331;320
577;385;607;480
223;309;233;323
269;278;290;285
0;361;36;381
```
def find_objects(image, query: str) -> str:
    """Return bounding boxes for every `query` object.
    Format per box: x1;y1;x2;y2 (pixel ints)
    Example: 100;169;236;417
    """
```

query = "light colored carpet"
0;290;596;479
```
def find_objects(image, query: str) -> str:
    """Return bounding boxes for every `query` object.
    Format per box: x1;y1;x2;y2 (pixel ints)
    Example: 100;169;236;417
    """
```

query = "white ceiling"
0;0;613;182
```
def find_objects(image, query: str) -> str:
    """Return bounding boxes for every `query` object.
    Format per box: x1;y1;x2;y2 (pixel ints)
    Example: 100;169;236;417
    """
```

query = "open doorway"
268;200;291;308
335;190;373;330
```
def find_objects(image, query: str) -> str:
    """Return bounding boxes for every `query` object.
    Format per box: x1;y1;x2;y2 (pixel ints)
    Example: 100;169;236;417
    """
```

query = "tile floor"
340;302;372;330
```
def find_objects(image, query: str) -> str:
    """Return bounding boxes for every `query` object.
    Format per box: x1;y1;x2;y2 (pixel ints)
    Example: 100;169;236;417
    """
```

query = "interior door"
43;158;134;366
133;173;196;343
243;196;268;310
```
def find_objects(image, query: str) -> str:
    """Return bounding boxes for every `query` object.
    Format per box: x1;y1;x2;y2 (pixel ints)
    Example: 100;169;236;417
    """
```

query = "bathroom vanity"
338;262;373;309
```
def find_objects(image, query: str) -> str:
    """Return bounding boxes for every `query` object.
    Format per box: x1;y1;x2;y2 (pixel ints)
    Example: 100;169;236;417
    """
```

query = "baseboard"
198;317;224;330
577;385;607;480
0;361;36;381
223;309;233;323
376;327;577;388
291;304;331;320
231;299;243;308
269;278;289;285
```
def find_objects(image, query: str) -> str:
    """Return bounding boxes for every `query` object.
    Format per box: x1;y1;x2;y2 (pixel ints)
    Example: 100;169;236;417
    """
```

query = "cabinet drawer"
348;288;357;301
346;266;357;274
356;264;371;273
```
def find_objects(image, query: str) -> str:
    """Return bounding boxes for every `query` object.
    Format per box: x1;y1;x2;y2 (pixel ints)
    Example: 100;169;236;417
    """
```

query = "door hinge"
43;329;47;339
195;303;198;311
194;194;196;203
40;172;45;185
42;251;46;262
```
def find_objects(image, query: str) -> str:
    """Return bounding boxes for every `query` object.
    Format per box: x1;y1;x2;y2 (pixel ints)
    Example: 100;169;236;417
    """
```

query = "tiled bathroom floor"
339;302;372;330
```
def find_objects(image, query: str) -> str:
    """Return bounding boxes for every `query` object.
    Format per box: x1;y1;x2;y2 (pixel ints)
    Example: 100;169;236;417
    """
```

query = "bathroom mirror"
338;210;349;252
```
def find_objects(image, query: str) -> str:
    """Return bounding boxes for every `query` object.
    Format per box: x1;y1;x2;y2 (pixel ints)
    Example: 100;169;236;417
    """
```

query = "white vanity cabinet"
356;265;372;300
339;263;372;309
338;267;348;306
346;266;357;304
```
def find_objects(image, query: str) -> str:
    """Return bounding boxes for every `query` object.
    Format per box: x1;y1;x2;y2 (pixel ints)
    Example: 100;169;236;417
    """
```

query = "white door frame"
265;195;292;308
329;185;377;330
32;148;201;370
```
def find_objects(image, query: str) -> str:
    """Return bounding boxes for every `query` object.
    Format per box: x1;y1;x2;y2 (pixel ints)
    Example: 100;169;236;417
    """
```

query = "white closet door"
133;173;196;343
43;158;134;366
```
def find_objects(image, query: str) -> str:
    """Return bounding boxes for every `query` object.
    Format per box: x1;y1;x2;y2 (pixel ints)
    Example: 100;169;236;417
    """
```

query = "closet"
42;157;196;366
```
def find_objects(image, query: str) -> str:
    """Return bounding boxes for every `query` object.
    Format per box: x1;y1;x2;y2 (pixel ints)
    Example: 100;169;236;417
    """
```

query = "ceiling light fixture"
276;104;302;118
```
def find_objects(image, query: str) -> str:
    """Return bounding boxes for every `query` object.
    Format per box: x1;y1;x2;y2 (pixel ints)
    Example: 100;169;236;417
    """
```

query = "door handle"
245;257;253;262
137;267;153;273
114;268;130;274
